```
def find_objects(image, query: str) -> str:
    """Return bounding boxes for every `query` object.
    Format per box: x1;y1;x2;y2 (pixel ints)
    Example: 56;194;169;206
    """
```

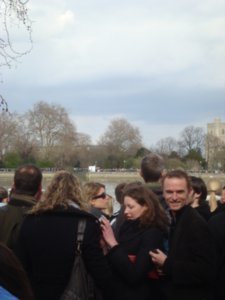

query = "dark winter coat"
15;206;114;300
0;193;36;250
195;203;211;221
107;219;167;300
208;211;225;300
162;206;215;300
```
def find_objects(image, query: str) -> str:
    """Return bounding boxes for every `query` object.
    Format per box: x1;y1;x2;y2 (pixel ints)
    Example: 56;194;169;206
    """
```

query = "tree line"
0;101;224;171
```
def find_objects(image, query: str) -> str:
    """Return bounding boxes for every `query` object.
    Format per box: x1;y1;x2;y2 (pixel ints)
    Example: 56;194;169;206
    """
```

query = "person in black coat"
189;175;211;221
150;170;215;300
101;182;169;300
0;164;43;251
15;171;114;300
208;210;225;300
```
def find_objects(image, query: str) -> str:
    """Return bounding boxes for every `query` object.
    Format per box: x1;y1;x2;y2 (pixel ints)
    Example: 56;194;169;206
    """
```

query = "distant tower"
206;118;225;170
207;118;225;143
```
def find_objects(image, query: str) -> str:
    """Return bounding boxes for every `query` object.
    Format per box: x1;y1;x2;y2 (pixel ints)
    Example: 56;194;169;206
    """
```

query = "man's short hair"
140;153;165;182
162;169;191;191
14;165;42;196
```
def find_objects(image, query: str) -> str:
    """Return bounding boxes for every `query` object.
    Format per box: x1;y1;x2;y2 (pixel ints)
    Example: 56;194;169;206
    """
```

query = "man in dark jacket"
208;210;225;300
0;164;42;250
150;169;215;300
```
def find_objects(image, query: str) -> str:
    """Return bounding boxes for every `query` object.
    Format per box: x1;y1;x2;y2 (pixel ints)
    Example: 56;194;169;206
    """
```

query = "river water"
0;173;123;212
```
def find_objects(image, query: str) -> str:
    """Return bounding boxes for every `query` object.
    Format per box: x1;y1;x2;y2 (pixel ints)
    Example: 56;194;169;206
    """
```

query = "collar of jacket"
9;193;37;207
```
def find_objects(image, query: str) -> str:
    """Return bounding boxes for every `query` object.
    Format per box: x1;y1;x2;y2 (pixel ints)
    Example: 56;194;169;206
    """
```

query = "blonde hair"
30;171;88;214
102;194;114;217
208;179;222;212
83;182;105;203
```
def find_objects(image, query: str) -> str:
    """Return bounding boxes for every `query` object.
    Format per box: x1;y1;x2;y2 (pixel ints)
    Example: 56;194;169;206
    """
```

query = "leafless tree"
0;0;32;111
26;101;78;166
0;111;18;161
0;95;9;111
98;117;142;156
155;137;178;156
178;125;205;154
0;0;32;69
77;132;92;146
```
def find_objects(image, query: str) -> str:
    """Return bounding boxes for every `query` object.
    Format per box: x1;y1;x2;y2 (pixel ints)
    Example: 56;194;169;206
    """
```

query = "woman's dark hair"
122;182;168;232
0;242;34;300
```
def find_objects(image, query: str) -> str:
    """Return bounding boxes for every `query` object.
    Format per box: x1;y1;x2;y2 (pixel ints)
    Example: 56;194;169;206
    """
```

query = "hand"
100;237;109;255
100;216;118;248
149;249;167;267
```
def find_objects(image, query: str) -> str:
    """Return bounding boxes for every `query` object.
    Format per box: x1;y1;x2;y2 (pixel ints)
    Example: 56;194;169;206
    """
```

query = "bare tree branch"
0;0;33;111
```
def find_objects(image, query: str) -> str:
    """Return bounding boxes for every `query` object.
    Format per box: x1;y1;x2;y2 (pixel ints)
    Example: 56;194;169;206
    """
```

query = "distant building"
88;165;96;172
207;118;225;143
206;118;225;170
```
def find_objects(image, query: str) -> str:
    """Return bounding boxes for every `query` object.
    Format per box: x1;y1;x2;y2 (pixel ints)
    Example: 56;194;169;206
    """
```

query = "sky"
1;0;225;147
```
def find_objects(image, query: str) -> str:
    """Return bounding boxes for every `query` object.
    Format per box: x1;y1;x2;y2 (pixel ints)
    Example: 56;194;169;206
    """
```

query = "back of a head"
14;164;42;196
207;179;222;212
31;170;87;214
140;153;165;183
207;179;222;194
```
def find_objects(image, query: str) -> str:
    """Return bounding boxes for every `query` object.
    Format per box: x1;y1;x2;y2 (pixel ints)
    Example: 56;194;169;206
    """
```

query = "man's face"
221;189;225;204
163;177;191;213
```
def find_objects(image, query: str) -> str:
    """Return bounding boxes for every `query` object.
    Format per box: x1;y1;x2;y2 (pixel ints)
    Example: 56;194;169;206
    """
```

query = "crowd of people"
0;154;224;300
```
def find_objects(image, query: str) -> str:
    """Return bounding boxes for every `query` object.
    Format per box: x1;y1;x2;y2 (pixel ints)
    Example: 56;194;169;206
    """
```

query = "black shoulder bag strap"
77;219;97;300
76;219;86;254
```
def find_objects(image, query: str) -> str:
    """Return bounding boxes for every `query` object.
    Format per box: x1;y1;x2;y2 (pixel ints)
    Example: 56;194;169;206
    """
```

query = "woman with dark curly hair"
100;182;169;300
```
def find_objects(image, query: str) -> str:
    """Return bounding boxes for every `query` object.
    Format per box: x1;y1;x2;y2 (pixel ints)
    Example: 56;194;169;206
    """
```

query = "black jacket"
208;211;225;300
0;193;36;250
107;219;167;300
15;206;114;300
162;206;215;300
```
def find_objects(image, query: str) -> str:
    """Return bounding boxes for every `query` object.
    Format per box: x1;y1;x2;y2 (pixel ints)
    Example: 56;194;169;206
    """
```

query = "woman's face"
90;187;109;210
124;196;147;220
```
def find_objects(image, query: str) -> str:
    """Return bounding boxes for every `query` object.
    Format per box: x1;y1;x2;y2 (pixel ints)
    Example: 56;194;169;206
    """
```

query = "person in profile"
212;185;225;215
83;181;111;219
189;176;211;221
0;242;34;300
0;164;43;250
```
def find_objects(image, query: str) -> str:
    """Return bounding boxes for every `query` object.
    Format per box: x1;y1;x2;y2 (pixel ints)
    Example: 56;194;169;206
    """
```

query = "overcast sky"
1;0;225;147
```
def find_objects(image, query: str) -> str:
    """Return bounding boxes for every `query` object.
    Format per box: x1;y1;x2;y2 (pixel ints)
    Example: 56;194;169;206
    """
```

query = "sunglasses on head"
92;192;107;200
